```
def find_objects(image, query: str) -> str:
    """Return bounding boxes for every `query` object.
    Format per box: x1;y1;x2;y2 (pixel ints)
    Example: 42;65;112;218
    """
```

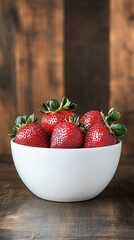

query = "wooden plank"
0;0;17;154
0;0;64;154
65;0;109;116
15;0;64;117
110;0;134;155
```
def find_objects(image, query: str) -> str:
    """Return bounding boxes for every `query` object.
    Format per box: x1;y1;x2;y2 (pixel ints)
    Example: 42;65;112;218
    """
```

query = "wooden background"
0;0;133;155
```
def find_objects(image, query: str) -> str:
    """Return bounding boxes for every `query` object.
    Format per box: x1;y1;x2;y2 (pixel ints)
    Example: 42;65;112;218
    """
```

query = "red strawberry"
80;108;121;130
83;122;127;148
50;114;84;148
80;111;103;130
40;97;77;135
9;114;49;148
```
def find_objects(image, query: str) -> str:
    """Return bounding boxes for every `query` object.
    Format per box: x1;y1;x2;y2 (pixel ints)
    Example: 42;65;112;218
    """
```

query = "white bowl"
11;139;122;202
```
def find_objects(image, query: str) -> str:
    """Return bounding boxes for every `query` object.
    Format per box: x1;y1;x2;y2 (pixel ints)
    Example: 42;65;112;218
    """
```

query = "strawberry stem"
65;113;85;134
40;96;77;113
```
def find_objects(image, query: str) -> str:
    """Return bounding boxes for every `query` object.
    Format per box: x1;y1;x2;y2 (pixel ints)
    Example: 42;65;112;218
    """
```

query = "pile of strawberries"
9;97;127;148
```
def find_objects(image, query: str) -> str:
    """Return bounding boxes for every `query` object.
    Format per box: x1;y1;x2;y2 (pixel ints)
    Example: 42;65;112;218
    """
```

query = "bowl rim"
11;138;122;151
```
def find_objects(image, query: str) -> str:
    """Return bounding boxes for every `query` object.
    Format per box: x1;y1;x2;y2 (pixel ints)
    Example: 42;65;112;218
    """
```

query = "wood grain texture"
65;0;109;115
0;0;64;154
110;0;134;155
0;0;134;155
0;155;134;239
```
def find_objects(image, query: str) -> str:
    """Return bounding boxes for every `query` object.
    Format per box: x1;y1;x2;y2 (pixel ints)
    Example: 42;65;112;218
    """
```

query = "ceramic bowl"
10;139;122;202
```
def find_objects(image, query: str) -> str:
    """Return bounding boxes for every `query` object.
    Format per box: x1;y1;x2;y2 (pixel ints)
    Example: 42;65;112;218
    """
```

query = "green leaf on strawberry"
47;99;60;111
41;103;48;112
60;96;70;108
40;96;77;113
15;115;26;127
66;113;85;134
110;123;127;137
25;114;37;125
105;108;121;122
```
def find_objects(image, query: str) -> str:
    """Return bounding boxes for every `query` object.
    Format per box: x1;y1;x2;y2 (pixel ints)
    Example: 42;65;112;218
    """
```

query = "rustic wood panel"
110;0;134;155
0;0;133;155
65;0;109;116
0;0;64;154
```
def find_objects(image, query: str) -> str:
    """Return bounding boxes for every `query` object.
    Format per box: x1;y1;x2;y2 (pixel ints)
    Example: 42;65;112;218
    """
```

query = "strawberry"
9;114;49;148
80;108;121;130
50;114;84;148
80;111;103;130
40;97;77;135
83;122;127;148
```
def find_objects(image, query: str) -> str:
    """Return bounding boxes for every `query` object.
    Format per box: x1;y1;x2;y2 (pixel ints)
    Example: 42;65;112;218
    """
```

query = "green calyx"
110;123;127;137
101;107;127;137
105;107;121;122
40;96;77;113
65;113;85;134
8;113;38;138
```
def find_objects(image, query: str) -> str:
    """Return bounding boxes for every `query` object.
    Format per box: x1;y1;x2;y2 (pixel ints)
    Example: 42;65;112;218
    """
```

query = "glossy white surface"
11;140;122;202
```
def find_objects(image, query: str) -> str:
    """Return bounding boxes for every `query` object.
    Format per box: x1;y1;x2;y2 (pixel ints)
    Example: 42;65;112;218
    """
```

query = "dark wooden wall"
0;0;133;155
65;0;109;115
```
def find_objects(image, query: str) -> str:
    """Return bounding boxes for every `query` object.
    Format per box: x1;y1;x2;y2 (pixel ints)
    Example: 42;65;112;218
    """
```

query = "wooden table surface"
0;154;134;240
